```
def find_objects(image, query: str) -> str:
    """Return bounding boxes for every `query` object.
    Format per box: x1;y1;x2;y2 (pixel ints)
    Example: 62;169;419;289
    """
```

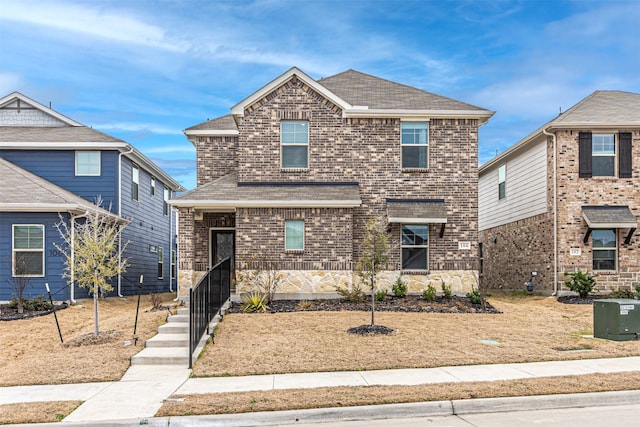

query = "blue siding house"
0;92;184;302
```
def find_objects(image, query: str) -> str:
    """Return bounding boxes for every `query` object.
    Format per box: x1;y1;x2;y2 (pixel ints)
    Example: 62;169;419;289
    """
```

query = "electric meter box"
593;299;640;341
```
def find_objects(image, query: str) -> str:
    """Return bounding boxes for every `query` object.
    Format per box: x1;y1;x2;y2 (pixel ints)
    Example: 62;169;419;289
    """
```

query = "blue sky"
1;0;639;190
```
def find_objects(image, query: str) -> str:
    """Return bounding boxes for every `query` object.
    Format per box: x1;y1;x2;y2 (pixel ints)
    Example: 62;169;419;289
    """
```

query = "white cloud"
144;145;195;154
0;0;188;52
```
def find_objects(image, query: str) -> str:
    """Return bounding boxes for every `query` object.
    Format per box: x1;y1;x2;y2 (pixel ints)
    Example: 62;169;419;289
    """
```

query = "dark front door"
210;230;235;269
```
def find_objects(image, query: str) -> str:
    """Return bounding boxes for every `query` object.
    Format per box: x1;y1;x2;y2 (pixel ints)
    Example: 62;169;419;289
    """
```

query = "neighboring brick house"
479;91;639;294
172;67;494;298
0;92;184;301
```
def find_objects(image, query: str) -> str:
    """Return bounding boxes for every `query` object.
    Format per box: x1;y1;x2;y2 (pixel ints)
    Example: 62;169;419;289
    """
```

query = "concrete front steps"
131;308;190;366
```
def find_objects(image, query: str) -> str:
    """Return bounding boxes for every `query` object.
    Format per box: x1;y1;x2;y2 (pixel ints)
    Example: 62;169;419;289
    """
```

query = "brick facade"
177;71;486;297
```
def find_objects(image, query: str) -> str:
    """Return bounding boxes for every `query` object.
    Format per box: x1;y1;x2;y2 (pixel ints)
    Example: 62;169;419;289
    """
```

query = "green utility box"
593;299;640;341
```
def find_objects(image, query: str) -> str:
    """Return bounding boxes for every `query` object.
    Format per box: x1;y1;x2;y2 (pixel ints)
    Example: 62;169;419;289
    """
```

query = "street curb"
22;389;637;426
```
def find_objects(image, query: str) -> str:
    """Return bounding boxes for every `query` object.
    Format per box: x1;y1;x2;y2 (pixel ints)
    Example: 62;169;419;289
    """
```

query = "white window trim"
401;121;429;170
151;177;156;196
12;224;45;277
592;133;616;177
170;249;176;280
158;247;164;279
400;224;429;271
498;164;506;200
75;151;101;176
163;186;170;216
285;220;305;251
132;163;140;201
281;121;309;169
592;228;617;271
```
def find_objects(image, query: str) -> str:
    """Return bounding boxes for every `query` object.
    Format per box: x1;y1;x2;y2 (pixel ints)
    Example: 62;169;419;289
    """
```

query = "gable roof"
0;157;123;219
480;90;640;174
189;67;494;138
0;92;185;192
0;91;83;126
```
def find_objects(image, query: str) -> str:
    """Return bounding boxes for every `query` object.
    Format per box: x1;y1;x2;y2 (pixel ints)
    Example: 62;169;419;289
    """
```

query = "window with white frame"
76;151;101;176
170;249;176;280
158;247;164;279
592;134;615;177
592;229;616;270
498;164;506;200
281;121;308;168
132;164;139;201
401;224;428;270
151;177;156;196
163;186;169;216
12;225;45;276
401;122;428;169
285;220;304;250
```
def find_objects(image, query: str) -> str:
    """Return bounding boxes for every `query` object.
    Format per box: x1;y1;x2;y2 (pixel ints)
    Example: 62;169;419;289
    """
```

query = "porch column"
178;207;195;298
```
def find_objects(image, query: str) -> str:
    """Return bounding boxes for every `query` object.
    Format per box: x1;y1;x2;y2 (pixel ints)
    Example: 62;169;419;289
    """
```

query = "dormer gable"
230;67;353;121
0;92;83;127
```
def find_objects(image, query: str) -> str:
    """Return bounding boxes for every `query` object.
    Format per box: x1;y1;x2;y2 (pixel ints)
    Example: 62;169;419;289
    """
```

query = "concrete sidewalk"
1;356;639;423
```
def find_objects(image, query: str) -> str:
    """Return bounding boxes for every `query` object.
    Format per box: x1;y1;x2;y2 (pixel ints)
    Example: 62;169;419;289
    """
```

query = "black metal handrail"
189;257;231;368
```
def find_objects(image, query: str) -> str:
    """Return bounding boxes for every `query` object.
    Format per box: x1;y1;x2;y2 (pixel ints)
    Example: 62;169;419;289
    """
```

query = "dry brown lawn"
0;293;178;386
0;401;80;424
158;372;640;417
192;294;640;377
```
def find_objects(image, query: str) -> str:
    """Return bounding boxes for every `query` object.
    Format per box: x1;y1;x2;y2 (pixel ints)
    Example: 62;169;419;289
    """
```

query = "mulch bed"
0;303;68;321
227;295;500;314
557;295;640;305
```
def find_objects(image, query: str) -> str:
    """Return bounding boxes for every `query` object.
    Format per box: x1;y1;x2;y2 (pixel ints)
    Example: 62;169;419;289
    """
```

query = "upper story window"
151;177;156;196
498;164;506;200
592;134;615;176
12;224;45;276
76;151;101;176
163;186;169;216
281;121;309;169
401;224;428;270
401;122;428;169
592;229;616;270
285;220;304;251
132;163;139;201
579;132;632;178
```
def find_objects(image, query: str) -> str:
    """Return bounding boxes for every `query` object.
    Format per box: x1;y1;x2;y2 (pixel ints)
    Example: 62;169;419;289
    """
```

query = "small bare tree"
55;197;128;335
7;256;33;314
357;217;390;326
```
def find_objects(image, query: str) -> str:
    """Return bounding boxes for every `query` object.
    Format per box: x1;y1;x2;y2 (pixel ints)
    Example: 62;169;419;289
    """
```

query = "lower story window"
13;224;45;276
592;229;616;270
285;220;304;251
158;247;164;279
401;224;428;270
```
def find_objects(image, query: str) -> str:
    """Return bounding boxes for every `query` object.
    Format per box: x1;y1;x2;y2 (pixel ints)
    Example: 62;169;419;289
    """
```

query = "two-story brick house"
479;91;639;294
0;92;185;301
172;67;493;298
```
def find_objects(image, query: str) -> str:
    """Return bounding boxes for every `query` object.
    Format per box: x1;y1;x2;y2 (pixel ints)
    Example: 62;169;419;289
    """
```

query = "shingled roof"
171;172;361;208
318;69;486;111
0;126;124;143
0;157;121;218
552;91;640;126
185;114;238;132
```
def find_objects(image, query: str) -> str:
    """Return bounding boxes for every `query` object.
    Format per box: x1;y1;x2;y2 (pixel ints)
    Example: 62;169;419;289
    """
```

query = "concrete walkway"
1;356;639;423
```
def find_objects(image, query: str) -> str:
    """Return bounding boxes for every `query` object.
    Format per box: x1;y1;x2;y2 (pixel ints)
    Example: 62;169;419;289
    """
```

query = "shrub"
466;287;482;304
611;288;635;299
296;300;313;310
564;271;597;298
150;293;162;309
422;284;437;302
392;277;408;297
241;292;269;312
441;280;452;300
636;283;640;297
374;289;387;301
8;295;52;311
335;281;367;303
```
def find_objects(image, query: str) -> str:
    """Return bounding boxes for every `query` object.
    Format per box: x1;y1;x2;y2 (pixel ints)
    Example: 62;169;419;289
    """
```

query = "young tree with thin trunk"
358;217;390;326
7;256;33;314
55;197;128;335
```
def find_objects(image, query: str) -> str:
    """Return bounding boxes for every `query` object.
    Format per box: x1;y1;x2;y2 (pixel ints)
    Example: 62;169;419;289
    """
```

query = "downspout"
543;128;558;295
118;147;134;297
169;193;174;293
69;211;89;304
